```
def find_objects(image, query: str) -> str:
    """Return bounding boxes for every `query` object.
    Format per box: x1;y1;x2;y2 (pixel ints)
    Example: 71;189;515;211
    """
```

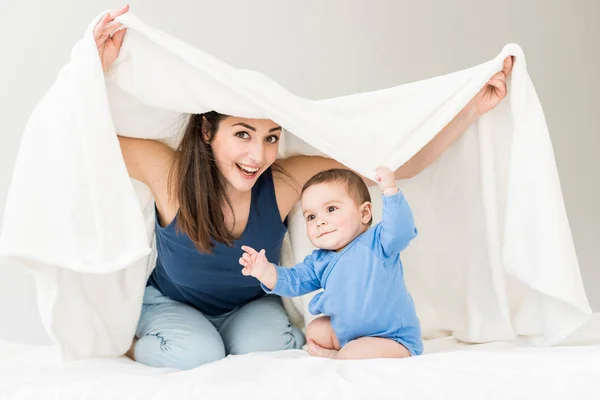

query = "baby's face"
301;182;370;251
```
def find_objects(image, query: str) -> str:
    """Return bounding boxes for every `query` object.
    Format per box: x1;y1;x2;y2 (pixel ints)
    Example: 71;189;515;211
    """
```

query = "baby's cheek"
307;228;321;248
332;215;347;229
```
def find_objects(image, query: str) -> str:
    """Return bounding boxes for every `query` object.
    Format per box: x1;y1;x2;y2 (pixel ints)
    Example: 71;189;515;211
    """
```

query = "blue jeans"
133;285;305;370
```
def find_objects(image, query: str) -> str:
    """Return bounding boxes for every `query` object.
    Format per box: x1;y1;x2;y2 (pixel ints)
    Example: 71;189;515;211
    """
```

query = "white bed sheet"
2;337;599;400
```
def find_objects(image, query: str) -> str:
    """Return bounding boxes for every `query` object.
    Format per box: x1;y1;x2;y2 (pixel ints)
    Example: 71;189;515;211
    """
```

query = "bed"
2;12;600;400
2;336;599;400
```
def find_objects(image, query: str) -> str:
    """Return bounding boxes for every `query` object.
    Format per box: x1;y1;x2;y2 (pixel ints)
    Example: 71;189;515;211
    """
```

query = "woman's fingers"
109;4;129;20
94;5;129;40
502;55;514;77
93;13;112;39
104;21;124;37
487;72;505;89
111;27;127;47
488;73;507;97
490;70;506;82
497;78;507;95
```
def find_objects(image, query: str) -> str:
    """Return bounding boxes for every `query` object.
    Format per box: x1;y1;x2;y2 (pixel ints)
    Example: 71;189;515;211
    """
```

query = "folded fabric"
0;12;595;359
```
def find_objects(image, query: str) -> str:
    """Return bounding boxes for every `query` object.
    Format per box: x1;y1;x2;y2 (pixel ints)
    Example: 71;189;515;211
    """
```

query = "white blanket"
2;338;600;399
0;12;596;359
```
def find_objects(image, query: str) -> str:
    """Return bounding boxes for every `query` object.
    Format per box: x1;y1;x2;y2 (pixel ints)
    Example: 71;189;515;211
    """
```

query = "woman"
96;5;513;370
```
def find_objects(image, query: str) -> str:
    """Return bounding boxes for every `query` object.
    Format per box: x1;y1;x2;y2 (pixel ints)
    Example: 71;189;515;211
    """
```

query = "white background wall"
0;0;597;345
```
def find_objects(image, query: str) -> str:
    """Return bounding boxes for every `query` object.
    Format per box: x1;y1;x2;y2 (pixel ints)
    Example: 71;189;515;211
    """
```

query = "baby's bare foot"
308;341;339;359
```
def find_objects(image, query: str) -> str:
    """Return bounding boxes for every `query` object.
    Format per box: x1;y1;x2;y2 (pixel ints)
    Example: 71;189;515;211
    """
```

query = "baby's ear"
360;201;372;225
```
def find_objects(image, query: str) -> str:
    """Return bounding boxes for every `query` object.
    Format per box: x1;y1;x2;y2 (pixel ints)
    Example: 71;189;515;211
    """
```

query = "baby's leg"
337;337;411;360
305;316;341;358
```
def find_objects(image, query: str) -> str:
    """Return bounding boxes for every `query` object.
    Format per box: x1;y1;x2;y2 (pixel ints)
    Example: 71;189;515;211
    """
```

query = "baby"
239;167;422;360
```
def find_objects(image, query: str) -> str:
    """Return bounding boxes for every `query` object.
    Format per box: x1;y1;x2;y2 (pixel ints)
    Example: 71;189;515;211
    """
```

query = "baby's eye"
265;135;279;144
306;215;315;221
327;206;337;213
235;131;250;139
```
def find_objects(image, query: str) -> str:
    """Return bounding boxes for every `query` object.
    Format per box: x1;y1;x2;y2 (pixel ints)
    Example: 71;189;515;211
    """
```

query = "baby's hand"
375;167;398;195
239;246;272;279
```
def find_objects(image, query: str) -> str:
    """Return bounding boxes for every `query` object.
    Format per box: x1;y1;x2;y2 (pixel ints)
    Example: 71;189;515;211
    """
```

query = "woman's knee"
134;331;225;370
134;292;226;370
222;296;305;354
226;322;304;355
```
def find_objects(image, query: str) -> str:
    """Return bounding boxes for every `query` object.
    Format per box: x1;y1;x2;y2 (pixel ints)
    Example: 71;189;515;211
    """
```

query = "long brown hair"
168;111;233;254
168;112;295;254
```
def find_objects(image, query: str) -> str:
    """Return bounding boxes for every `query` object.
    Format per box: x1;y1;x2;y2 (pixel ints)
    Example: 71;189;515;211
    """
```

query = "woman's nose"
248;142;265;164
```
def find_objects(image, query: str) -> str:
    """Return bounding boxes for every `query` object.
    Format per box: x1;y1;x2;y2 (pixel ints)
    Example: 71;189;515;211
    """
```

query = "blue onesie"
263;190;423;355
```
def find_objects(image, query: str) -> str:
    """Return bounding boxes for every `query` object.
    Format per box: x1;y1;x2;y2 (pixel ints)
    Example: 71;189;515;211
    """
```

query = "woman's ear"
360;201;372;225
201;116;212;144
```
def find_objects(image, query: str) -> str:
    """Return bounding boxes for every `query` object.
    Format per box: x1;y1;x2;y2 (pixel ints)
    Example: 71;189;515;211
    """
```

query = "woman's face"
209;116;281;193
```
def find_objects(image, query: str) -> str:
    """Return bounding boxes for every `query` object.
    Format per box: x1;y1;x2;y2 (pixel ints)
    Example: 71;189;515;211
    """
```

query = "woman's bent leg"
134;286;225;370
218;295;305;355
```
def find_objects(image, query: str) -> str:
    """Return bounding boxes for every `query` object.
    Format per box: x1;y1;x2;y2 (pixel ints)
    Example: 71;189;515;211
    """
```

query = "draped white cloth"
0;13;594;359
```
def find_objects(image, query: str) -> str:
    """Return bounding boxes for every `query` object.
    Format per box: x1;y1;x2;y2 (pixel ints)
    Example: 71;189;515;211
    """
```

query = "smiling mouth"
318;231;335;238
236;163;260;178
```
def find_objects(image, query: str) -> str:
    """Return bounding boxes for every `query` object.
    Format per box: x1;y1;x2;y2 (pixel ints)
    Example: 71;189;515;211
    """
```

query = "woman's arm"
278;105;483;189
95;5;129;73
117;136;176;226
95;8;177;222
117;136;173;188
279;56;514;188
394;103;480;180
397;57;513;179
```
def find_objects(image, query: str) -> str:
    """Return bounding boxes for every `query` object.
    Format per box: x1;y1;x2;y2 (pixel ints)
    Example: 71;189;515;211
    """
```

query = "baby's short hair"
302;169;372;224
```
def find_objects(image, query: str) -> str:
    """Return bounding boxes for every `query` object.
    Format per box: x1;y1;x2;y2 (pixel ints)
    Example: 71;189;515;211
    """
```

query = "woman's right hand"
94;5;129;73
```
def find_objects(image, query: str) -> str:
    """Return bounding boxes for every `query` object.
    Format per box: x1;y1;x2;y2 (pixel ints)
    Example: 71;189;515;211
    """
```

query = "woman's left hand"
469;56;514;117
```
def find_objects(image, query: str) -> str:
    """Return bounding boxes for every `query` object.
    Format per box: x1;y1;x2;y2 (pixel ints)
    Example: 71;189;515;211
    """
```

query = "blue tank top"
148;168;287;316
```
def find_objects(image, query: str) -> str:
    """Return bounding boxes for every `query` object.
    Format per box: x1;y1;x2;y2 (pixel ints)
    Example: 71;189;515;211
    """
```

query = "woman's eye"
307;215;315;221
235;131;250;139
266;135;279;144
327;206;336;212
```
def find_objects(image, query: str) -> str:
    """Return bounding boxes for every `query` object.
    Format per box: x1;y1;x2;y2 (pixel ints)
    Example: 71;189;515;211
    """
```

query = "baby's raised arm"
375;167;418;257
